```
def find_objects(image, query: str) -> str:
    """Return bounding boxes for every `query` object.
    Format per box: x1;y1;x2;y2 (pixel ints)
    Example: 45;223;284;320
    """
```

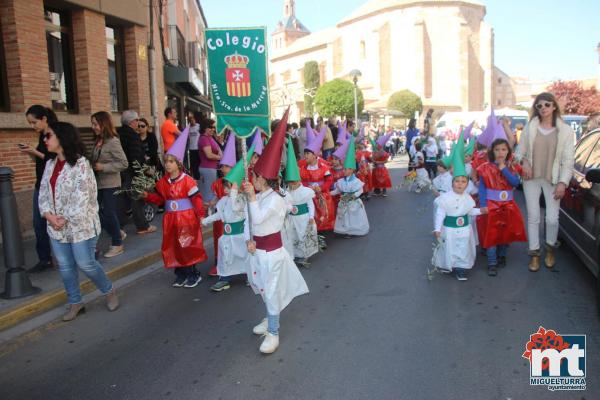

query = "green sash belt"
223;219;245;235
290;203;309;216
443;215;469;228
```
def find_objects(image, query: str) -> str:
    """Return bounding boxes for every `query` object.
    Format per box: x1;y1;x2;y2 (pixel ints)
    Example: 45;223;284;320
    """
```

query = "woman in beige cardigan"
516;92;575;272
91;111;129;258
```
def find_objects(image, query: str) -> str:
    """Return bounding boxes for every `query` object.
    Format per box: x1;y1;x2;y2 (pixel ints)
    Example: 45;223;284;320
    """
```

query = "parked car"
559;128;600;313
563;115;587;142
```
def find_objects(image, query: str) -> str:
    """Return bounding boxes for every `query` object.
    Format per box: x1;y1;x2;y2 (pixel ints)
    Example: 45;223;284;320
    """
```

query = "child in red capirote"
476;138;527;277
144;128;207;288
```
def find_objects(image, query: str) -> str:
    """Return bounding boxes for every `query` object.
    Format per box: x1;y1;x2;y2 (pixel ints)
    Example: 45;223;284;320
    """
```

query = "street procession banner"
205;27;271;138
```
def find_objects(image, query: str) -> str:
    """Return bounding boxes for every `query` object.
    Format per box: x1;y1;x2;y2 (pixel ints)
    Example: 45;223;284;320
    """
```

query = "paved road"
1;156;599;400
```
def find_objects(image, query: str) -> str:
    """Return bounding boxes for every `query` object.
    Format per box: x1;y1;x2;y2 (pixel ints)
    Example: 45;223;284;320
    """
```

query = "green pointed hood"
224;144;255;187
465;138;476;156
451;133;467;178
285;137;300;182
369;137;378;151
343;139;357;170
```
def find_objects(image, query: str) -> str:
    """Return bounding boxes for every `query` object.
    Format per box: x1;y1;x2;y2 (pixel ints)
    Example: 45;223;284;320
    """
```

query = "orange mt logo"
225;53;251;97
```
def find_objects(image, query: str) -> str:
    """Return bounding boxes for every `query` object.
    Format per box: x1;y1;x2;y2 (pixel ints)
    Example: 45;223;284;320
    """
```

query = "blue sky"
202;0;599;81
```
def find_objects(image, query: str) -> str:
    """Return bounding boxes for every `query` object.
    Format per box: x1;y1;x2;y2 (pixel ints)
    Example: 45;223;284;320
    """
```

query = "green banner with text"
205;27;271;138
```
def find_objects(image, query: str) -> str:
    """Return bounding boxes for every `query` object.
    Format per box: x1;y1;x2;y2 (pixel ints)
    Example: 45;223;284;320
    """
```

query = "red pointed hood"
253;107;289;180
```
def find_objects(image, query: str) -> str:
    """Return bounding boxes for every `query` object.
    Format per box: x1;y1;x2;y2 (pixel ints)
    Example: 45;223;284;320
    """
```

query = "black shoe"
498;256;506;268
455;268;468;281
28;261;53;273
488;265;498;276
172;275;186;287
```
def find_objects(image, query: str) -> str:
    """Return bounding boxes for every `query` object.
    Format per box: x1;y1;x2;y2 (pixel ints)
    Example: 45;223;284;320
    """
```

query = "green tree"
303;61;320;117
387;90;423;119
314;78;364;118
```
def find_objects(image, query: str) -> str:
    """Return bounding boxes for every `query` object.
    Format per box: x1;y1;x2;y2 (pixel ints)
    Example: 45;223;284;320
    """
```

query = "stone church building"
268;0;497;121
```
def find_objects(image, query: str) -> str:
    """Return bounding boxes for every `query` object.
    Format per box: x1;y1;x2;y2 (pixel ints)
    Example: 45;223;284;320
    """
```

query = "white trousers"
522;178;560;252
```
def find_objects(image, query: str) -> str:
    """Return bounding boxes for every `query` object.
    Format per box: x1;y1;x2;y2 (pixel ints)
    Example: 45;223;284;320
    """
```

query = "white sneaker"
259;332;279;354
120;230;127;241
104;245;124;258
252;318;268;335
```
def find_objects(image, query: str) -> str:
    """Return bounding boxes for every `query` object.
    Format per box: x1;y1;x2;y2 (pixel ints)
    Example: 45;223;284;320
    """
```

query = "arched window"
360;40;366;59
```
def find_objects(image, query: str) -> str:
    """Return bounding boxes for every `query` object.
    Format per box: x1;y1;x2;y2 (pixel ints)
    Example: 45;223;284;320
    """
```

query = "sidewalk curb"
0;227;213;332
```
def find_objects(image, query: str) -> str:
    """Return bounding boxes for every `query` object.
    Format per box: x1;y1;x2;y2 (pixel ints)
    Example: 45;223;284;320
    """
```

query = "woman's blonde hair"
530;92;562;127
91;111;118;141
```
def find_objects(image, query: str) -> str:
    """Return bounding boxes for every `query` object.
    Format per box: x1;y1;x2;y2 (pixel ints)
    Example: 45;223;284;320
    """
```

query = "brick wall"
124;25;151;118
72;8;111;113
0;0;51;112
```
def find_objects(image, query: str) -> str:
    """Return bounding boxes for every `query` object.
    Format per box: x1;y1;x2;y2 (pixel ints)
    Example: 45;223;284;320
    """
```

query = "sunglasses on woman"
535;101;553;110
138;124;147;128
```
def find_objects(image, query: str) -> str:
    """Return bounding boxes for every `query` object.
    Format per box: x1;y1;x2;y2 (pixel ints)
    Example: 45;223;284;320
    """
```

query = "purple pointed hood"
336;120;348;145
220;132;237;167
376;132;393;148
463;121;474;141
251;128;264;155
305;125;325;155
355;124;365;144
166;126;189;162
476;109;498;148
332;135;351;161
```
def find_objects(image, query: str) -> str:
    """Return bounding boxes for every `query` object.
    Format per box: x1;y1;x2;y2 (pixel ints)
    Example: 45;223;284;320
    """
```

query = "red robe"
476;162;527;248
331;166;345;210
356;150;373;192
210;178;226;262
471;150;488;182
146;174;207;268
372;151;392;189
299;158;336;231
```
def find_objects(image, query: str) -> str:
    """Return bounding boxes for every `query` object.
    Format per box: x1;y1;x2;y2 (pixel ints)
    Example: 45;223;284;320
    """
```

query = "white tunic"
432;191;481;270
283;185;319;259
432;171;452;194
202;189;249;277
330;175;370;236
247;189;309;315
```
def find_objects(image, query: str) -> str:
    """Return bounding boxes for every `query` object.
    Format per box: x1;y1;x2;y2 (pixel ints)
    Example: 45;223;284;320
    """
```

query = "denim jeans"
50;236;113;304
98;188;122;246
487;244;508;266
33;187;52;263
174;265;198;278
267;313;280;335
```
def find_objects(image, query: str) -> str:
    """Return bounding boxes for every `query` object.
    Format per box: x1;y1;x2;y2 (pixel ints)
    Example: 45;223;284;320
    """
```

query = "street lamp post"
350;69;362;124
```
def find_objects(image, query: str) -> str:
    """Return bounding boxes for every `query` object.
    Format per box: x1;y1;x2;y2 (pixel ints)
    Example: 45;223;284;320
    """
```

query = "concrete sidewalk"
0;218;213;332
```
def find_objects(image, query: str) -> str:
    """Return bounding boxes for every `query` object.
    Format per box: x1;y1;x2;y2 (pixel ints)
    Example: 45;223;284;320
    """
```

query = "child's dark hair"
48;122;87;166
487;138;511;162
265;178;285;197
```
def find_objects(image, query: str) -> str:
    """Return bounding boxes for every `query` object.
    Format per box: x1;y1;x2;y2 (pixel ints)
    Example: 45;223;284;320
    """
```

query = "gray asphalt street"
0;157;598;400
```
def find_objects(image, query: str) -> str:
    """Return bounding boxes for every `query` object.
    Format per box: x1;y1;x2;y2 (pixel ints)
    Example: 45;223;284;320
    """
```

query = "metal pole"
239;135;253;246
148;0;161;153
0;167;41;299
353;83;358;124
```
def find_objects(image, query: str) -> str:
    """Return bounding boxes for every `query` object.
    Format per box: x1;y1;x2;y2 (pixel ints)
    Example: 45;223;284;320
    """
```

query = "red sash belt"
253;232;283;252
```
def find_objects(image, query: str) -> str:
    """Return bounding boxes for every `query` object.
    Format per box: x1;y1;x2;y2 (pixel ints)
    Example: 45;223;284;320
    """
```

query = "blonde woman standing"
91;111;128;257
516;92;575;272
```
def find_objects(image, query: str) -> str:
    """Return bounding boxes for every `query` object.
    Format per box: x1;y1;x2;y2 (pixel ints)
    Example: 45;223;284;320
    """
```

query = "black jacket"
117;125;145;172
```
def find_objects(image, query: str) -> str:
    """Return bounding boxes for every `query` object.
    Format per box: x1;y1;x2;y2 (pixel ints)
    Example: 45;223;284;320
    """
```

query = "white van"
435;108;529;136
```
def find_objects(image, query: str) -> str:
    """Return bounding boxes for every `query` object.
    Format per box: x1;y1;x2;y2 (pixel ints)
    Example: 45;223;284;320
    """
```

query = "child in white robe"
201;181;249;292
432;152;485;281
330;139;369;237
282;140;319;267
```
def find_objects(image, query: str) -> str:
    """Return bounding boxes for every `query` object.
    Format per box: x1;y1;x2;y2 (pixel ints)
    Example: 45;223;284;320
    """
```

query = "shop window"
0;20;9;111
106;26;127;112
45;7;76;111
